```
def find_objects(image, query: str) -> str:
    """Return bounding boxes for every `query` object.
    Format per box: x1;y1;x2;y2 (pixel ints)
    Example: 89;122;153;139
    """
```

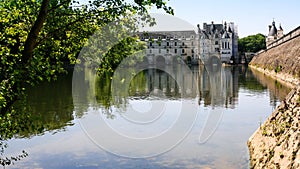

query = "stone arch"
172;55;179;64
141;56;149;66
156;55;165;65
172;55;185;65
206;55;222;67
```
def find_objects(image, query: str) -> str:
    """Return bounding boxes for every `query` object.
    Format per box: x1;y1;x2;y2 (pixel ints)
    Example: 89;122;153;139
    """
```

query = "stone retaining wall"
248;87;300;168
248;27;300;169
250;34;300;81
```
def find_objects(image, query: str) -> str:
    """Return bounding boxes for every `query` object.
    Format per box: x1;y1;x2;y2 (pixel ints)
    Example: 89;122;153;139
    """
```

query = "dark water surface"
4;65;291;169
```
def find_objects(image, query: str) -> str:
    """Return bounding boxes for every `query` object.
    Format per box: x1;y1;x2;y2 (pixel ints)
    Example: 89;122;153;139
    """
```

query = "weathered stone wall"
250;34;300;83
248;87;300;169
248;28;300;169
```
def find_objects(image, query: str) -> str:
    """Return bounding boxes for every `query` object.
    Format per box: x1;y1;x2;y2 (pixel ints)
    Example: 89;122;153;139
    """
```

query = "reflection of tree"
0;110;29;166
14;73;74;137
249;68;291;108
0;73;74;166
238;66;267;92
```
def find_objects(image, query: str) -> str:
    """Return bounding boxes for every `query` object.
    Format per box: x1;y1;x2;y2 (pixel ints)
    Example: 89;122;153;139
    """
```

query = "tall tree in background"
238;33;266;54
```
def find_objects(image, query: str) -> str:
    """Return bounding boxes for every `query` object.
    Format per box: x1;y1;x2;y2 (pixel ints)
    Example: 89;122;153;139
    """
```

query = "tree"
238;33;266;54
0;0;173;166
0;0;173;115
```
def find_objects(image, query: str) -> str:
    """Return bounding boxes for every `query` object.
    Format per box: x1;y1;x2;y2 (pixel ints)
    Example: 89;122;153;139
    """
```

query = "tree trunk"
1;0;50;115
23;0;50;62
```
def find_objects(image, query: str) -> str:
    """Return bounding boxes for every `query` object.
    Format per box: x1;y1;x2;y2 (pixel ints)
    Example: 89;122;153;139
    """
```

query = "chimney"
203;23;207;31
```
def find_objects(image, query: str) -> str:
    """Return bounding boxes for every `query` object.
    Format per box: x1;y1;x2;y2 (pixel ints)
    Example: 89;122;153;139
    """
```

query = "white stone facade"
139;30;198;65
138;21;239;65
198;21;239;64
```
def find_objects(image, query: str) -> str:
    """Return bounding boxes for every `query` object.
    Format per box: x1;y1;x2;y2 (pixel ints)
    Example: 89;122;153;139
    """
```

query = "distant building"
198;21;239;64
138;21;239;65
138;30;198;65
266;20;284;47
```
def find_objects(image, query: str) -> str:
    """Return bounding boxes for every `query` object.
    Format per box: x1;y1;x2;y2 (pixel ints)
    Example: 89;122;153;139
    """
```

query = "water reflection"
250;68;293;109
2;64;292;168
89;65;265;112
16;73;75;137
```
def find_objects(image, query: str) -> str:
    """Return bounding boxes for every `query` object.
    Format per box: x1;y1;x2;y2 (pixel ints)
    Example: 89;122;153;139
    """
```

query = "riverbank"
249;65;299;88
247;86;300;168
247;34;300;168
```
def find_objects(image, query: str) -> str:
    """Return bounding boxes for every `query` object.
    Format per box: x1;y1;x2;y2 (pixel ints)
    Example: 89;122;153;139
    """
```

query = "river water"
4;65;291;169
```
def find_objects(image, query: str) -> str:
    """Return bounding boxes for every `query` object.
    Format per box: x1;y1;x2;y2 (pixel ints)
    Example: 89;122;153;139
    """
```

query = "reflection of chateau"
138;21;239;65
128;65;241;108
129;66;198;98
197;66;239;108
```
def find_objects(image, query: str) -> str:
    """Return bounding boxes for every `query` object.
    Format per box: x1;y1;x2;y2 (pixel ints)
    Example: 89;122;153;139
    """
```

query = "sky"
79;0;300;38
151;0;300;37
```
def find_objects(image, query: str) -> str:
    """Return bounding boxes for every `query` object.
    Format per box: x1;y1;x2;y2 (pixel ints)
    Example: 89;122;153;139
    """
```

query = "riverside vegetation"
0;0;173;166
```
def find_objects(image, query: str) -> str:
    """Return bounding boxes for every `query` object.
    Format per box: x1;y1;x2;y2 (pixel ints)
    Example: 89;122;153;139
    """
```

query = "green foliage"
238;33;266;54
275;65;282;73
0;0;173;166
0;108;29;167
98;37;147;77
0;0;173;114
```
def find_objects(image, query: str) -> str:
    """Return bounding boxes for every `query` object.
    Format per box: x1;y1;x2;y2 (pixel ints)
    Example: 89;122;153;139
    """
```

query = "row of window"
149;41;194;47
201;41;227;46
141;35;195;40
222;42;230;49
148;48;195;54
201;48;231;53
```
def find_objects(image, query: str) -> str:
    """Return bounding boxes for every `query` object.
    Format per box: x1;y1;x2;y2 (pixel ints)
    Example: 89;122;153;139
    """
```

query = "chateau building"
266;20;284;47
138;30;198;65
138;21;239;65
198;21;238;64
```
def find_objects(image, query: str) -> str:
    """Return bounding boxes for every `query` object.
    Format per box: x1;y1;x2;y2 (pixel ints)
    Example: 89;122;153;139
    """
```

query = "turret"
197;24;201;33
210;21;215;34
266;20;284;48
268;20;277;37
278;23;284;38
